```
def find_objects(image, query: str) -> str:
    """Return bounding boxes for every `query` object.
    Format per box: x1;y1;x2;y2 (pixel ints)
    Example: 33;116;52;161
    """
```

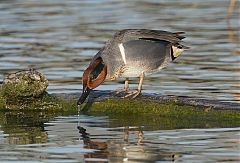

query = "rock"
2;69;48;99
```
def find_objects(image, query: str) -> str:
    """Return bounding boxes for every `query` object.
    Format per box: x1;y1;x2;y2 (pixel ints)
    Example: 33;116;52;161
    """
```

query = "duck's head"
77;57;107;105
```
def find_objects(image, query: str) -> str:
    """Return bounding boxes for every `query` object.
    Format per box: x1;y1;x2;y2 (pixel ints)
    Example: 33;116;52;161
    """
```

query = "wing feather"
113;29;189;49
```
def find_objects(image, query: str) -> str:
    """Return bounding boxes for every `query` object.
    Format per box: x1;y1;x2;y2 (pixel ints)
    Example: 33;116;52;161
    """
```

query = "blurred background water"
0;0;239;103
0;0;240;162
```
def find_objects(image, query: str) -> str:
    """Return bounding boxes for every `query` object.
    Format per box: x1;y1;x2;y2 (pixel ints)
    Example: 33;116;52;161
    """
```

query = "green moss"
76;99;239;129
2;70;48;100
88;98;195;114
0;92;6;109
0;86;77;111
2;81;45;99
84;99;240;121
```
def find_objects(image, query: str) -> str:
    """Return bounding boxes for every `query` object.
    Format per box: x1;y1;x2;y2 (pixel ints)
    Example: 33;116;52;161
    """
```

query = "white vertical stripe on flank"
118;43;127;64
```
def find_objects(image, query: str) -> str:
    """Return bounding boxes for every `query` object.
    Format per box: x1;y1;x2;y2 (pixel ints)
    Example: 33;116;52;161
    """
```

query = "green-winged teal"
77;29;188;105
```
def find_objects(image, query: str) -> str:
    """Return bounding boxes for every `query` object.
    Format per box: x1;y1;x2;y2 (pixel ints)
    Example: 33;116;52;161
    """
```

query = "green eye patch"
89;63;105;79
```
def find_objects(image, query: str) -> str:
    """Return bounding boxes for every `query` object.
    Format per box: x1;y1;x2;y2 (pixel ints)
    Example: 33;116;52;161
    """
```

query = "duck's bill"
77;87;91;106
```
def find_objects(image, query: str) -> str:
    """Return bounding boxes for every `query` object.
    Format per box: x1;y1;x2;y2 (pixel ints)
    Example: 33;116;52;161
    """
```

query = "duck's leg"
114;78;129;94
124;72;144;98
124;77;129;92
132;72;144;98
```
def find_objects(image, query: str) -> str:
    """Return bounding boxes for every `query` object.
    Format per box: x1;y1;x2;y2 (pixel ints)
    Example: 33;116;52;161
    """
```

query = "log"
54;90;240;111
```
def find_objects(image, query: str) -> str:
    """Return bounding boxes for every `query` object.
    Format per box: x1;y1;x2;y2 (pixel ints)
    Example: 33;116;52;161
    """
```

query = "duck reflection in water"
77;125;180;162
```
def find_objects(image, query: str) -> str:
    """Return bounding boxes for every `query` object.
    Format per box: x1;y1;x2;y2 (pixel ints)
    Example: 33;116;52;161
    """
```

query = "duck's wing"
114;29;189;49
111;29;188;70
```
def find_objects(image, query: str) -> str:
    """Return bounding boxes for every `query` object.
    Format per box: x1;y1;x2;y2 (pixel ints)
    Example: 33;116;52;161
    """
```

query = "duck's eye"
89;74;96;79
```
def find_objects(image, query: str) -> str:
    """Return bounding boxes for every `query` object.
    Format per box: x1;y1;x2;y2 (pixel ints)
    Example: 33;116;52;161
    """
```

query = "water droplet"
77;104;81;128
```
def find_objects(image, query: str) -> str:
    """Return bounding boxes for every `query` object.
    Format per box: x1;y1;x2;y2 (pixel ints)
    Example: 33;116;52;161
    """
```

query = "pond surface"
0;0;239;103
0;0;239;162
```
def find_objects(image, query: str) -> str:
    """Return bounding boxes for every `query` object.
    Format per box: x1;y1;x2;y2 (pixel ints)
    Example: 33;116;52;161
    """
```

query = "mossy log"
55;90;240;111
54;91;240;127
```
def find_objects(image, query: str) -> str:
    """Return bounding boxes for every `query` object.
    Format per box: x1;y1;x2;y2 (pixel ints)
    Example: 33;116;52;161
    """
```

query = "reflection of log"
0;110;53;145
54;90;240;111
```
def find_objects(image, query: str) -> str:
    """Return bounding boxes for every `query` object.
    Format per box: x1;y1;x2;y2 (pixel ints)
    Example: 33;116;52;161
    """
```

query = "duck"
77;29;188;105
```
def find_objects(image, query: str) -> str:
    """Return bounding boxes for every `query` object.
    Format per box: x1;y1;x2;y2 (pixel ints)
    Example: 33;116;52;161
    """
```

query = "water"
0;0;239;102
0;0;240;162
0;112;239;162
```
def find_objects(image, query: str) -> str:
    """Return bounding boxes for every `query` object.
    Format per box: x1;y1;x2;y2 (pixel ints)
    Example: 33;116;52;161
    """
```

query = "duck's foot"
123;90;141;98
113;89;128;95
113;79;129;95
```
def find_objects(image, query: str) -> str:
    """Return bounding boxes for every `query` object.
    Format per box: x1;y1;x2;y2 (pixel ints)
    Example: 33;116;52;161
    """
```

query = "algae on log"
51;92;240;128
56;90;240;111
90;99;240;123
0;87;76;110
53;91;240;123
